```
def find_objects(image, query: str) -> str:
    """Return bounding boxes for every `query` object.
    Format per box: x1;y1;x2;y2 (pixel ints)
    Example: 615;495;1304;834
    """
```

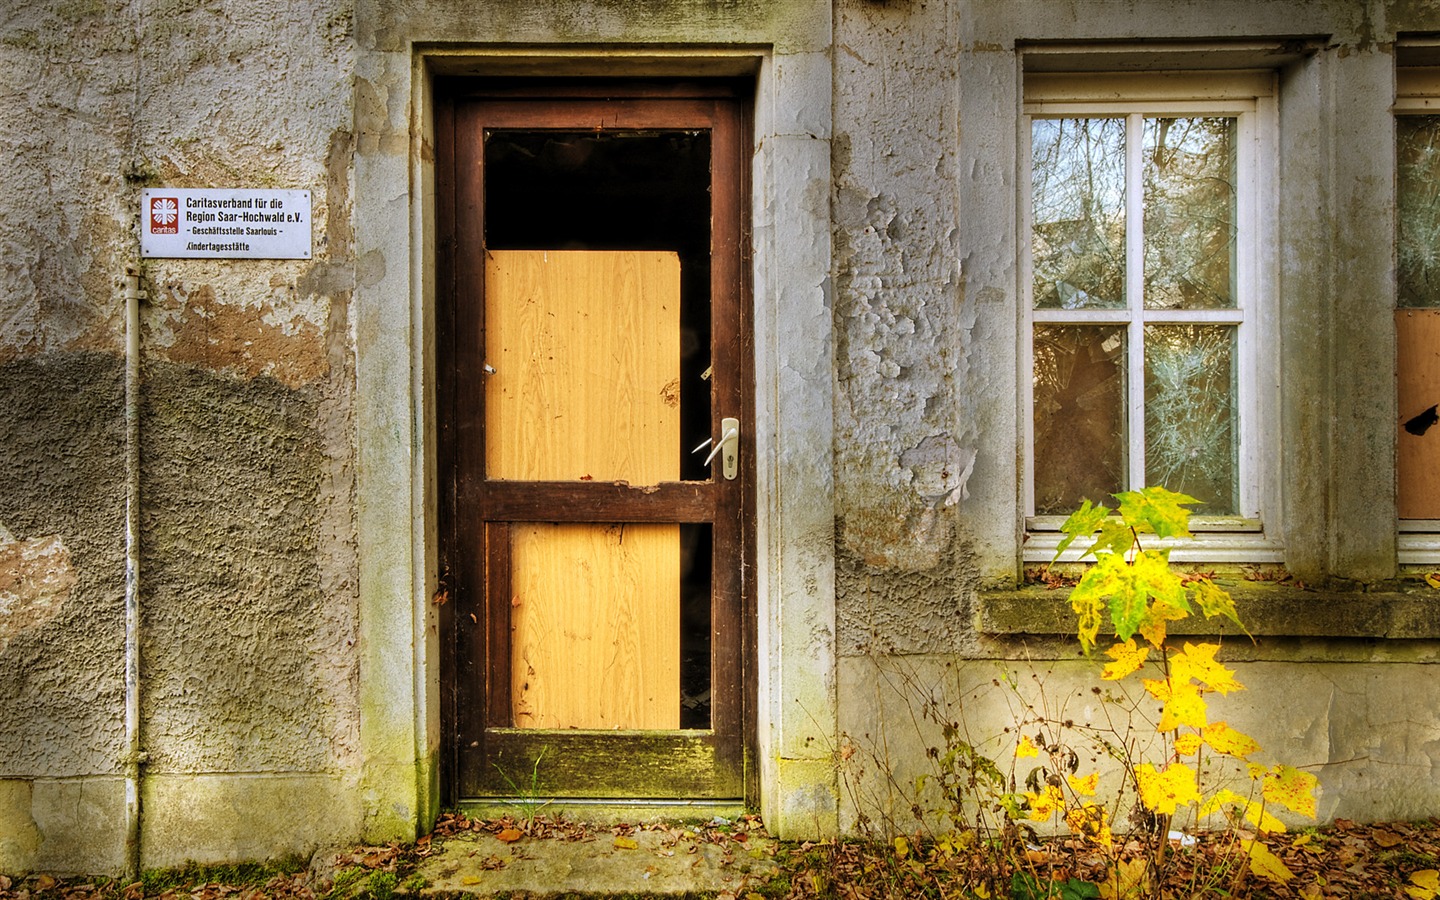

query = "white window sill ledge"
1398;532;1440;566
1024;530;1283;565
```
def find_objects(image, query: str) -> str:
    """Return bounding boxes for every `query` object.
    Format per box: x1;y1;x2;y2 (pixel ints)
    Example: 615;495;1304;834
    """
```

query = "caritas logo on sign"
149;196;179;234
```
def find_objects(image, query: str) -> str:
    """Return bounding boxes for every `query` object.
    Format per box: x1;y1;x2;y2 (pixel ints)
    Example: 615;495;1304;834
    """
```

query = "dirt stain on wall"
0;531;77;656
152;283;330;389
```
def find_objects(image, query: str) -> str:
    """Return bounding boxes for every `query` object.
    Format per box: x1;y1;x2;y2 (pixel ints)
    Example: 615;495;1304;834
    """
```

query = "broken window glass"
1398;116;1440;308
1396;115;1440;518
1143;117;1237;310
1032;118;1127;310
1031;112;1244;518
1144;324;1237;514
1033;324;1127;515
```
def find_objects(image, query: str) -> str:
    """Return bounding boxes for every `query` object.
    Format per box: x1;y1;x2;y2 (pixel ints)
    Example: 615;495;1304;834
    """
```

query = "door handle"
691;418;740;481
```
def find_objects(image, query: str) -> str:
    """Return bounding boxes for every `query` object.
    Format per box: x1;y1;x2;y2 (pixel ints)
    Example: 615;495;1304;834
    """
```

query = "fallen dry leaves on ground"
0;815;1436;899
752;817;1440;900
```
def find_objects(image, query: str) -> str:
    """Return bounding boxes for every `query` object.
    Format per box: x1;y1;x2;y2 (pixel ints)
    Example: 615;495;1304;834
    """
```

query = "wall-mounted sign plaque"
141;188;311;259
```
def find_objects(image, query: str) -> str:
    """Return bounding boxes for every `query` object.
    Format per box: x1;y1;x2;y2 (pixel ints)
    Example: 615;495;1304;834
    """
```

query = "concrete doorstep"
413;819;780;898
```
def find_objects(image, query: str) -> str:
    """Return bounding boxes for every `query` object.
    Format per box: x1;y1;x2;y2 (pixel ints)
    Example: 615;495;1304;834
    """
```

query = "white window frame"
1021;72;1282;564
1395;67;1440;565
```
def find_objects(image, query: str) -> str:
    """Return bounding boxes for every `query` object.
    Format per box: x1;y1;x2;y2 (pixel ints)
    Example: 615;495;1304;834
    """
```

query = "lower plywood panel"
510;523;680;730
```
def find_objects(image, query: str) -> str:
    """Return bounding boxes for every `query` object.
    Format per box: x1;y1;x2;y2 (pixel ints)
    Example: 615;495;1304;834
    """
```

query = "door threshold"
455;797;748;826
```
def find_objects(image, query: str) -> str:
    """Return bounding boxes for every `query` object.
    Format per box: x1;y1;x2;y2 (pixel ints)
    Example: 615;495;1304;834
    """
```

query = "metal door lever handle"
703;427;738;467
701;418;740;480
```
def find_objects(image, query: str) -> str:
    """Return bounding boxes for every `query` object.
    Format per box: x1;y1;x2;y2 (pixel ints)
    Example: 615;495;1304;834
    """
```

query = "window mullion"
1021;114;1037;518
1235;109;1259;518
1126;112;1147;492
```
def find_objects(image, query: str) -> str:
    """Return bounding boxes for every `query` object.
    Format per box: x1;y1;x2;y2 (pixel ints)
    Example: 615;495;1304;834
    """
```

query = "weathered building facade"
5;0;1440;876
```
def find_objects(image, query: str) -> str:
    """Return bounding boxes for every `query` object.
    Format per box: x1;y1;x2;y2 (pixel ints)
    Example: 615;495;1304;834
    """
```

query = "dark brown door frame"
435;78;756;804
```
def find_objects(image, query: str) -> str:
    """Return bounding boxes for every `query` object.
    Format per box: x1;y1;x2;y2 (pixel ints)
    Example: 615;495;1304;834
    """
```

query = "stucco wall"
831;0;1440;837
1;0;360;875
5;0;1440;877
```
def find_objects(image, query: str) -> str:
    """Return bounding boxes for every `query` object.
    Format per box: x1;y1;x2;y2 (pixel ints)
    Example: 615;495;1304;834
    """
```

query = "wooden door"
436;81;754;801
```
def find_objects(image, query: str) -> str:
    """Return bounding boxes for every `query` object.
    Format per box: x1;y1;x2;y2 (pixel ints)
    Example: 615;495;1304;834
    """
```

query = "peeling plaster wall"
0;2;135;362
830;0;1440;831
1;0;359;876
9;0;1440;876
832;0;983;658
834;0;970;571
830;0;1438;636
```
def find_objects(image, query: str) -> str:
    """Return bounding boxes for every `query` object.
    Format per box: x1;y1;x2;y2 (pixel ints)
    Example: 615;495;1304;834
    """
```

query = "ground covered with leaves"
1;814;1437;900
761;818;1440;900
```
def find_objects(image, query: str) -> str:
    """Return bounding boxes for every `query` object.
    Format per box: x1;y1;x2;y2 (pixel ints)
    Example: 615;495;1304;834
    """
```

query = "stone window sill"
978;582;1440;640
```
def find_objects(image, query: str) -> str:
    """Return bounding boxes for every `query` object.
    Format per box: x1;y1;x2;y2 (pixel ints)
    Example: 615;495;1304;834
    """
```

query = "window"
1396;68;1440;562
1022;73;1279;562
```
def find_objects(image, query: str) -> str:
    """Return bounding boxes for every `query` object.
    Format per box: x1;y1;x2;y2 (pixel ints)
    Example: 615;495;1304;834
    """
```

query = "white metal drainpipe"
123;265;146;880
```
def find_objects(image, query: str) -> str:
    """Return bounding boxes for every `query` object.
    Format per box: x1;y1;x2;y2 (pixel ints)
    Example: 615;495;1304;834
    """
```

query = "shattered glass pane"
1032;118;1127;310
1398;116;1440;308
1033;325;1127;514
1144;325;1237;514
1143;117;1237;310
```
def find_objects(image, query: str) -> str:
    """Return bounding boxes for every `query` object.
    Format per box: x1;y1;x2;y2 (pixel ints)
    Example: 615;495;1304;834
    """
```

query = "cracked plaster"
8;0;1440;875
833;0;973;580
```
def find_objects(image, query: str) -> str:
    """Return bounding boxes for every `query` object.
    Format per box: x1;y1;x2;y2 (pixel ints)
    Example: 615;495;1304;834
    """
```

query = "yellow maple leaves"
1407;869;1440;900
1136;762;1201;815
1173;721;1262;759
1200;788;1287;834
1067;772;1100;796
1259;764;1319;819
1137;642;1246;731
1169;642;1244;695
1020;777;1114;849
1024;784;1066;821
1095;631;1318;881
1098;858;1150;900
1101;639;1149;681
1201;721;1261;759
1241;839;1295;882
1173;732;1204;756
1047;488;1322;890
1145;676;1209;731
1065;802;1114;849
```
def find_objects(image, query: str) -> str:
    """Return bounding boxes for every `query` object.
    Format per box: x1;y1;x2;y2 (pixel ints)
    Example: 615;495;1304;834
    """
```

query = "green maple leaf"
1070;555;1122;654
1055;499;1110;560
1189;577;1251;638
1061;485;1254;656
1109;550;1181;644
1055;499;1135;562
1115;486;1199;540
1071;551;1189;649
1134;548;1189;612
1091;520;1136;559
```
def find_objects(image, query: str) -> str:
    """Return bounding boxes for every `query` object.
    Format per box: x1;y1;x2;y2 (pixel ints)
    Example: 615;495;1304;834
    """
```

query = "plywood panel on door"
511;522;680;730
485;250;681;484
486;249;683;730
